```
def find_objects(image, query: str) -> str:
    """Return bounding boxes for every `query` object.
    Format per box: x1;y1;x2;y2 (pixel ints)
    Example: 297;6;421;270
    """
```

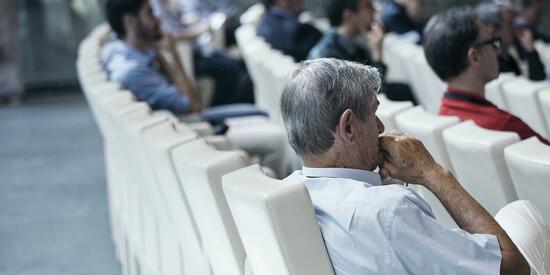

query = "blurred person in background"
476;0;546;81
149;0;254;106
380;0;423;42
424;7;550;144
257;0;322;61
309;0;416;103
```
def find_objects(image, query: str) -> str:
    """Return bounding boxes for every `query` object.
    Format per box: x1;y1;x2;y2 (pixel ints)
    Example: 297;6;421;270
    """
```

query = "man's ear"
336;109;355;144
467;47;480;67
122;14;137;35
342;9;354;25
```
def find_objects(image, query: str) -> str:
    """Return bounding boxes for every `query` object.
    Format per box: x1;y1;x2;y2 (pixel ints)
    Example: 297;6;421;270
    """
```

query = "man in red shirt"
423;8;549;145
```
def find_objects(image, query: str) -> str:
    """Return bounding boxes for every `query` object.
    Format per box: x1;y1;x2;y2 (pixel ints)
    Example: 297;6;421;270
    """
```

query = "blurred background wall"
4;0;549;99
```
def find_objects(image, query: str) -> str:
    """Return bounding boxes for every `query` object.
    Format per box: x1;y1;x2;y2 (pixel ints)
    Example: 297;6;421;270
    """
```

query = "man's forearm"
424;167;530;275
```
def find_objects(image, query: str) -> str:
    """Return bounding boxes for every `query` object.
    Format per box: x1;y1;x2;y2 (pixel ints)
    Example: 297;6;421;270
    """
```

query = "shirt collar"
116;40;157;65
301;166;382;186
325;28;356;54
446;87;494;105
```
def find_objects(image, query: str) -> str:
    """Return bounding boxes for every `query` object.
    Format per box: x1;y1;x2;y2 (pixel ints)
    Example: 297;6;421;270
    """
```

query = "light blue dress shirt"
284;167;502;275
101;39;190;114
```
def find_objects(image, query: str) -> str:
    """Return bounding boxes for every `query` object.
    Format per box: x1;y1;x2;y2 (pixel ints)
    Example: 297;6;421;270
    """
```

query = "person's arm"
379;132;530;275
157;34;202;112
516;29;547;81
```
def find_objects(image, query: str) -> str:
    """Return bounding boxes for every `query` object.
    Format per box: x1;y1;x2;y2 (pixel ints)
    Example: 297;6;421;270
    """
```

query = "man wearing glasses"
423;8;549;145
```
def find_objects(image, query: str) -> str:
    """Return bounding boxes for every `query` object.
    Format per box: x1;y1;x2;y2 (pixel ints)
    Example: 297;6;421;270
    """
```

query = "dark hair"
325;0;359;27
423;8;479;81
261;0;275;8
105;0;148;38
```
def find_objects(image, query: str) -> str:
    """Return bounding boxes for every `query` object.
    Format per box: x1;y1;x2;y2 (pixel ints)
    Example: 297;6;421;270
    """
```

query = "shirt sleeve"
525;50;547;81
121;66;191;114
388;192;502;275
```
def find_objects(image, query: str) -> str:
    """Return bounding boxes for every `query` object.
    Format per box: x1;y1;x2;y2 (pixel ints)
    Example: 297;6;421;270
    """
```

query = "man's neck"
125;34;152;53
447;73;487;98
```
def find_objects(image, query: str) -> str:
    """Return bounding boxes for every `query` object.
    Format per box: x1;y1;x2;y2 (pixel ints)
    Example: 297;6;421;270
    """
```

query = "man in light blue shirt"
280;58;530;274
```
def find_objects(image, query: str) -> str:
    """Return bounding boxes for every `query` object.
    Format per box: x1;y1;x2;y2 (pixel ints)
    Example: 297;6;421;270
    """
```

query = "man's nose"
377;116;385;133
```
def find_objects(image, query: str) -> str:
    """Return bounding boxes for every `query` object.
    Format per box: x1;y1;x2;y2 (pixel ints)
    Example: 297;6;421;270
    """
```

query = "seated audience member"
149;0;254;106
424;8;549;145
103;0;200;114
380;0;423;41
257;0;322;62
280;58;530;274
309;0;416;103
475;1;546;81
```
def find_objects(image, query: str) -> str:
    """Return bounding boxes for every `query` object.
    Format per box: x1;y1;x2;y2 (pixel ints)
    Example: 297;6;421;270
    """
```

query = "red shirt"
439;88;550;145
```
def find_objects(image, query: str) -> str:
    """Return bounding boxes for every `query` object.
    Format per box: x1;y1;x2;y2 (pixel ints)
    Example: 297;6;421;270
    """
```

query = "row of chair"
77;21;550;275
377;98;550;228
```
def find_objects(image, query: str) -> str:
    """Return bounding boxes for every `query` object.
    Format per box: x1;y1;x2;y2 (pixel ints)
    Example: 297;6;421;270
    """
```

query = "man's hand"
379;132;442;186
515;29;535;52
366;22;384;62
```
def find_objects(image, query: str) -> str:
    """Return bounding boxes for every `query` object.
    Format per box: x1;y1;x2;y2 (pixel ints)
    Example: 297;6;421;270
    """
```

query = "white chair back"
501;77;550;138
377;94;413;132
537;89;550;136
443;120;519;215
485;73;517;109
504;137;550;225
495;200;548;275
223;165;335;275
172;139;249;275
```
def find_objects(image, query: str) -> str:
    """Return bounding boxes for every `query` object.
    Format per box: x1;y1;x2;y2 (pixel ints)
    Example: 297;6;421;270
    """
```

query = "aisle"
0;92;120;275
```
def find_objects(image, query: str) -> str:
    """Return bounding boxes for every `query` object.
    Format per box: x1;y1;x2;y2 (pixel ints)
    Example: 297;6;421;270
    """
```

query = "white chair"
377;94;413;132
504;137;550;225
172;139;250;275
501;77;550;138
485;73;517;110
239;3;265;27
443;120;520;215
223;165;335;275
537;89;550;136
395;106;460;228
141;120;213;275
495;200;548;275
414;53;446;114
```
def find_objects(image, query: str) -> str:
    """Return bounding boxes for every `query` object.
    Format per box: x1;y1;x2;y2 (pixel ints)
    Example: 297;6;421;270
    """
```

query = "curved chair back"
172;139;249;275
443;120;519;215
504;137;550;225
495;200;548;275
501;77;550;138
223;165;335;275
141;120;213;275
377;94;413;132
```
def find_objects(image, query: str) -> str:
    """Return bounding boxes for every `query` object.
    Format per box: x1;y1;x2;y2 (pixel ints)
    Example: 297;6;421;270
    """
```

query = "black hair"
423;7;480;81
261;0;275;8
325;0;360;27
105;0;148;38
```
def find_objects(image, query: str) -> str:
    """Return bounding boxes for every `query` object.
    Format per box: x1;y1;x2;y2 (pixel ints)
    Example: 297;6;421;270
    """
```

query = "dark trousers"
194;47;254;106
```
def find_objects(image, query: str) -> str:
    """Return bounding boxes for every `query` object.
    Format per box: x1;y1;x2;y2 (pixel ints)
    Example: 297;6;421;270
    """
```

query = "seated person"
102;0;288;176
280;58;530;274
475;1;546;81
309;0;416;103
380;0;423;41
257;0;322;62
149;0;253;106
423;8;549;145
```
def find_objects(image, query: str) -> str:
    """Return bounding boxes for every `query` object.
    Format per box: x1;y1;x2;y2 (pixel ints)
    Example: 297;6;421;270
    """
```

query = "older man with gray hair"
280;58;529;274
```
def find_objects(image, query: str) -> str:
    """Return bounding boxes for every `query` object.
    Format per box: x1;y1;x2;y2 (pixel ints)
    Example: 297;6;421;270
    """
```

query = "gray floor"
0;92;121;275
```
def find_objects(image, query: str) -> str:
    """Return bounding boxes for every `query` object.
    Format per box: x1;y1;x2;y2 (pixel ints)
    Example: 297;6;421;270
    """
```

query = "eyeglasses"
471;36;502;51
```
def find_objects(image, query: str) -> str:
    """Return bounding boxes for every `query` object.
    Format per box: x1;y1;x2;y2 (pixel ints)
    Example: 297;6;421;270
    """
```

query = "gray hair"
475;1;503;29
280;58;381;158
